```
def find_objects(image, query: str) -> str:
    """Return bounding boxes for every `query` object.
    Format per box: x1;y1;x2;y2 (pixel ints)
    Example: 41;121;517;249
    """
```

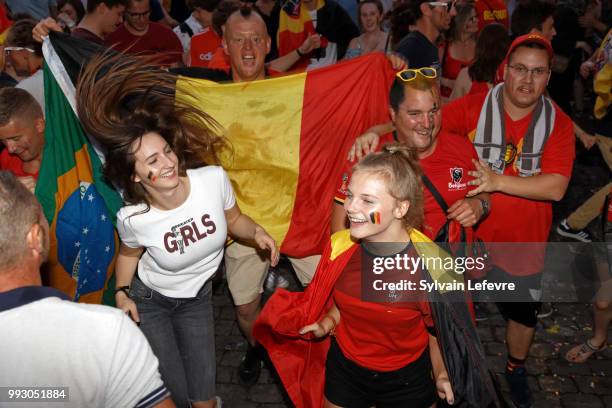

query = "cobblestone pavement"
212;278;612;408
212;141;612;408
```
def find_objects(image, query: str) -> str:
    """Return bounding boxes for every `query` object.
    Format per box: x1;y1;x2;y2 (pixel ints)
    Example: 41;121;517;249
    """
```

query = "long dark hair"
76;52;227;207
388;1;416;49
447;3;476;42
468;23;510;84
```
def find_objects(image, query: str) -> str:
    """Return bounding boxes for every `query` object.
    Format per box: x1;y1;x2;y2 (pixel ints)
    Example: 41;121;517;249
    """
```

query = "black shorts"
324;338;437;408
488;267;542;328
495;300;542;328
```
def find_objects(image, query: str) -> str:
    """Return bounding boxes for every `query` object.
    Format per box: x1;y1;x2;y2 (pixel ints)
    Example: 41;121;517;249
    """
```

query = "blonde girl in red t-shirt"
300;145;454;408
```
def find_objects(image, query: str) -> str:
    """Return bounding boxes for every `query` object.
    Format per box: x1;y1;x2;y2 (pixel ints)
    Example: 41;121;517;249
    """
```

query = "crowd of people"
0;0;609;407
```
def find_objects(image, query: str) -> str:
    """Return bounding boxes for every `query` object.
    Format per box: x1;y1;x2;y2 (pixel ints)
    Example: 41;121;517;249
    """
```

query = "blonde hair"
353;143;424;229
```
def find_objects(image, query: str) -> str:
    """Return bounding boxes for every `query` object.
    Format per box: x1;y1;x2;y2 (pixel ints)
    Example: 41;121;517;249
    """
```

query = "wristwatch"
478;198;490;218
114;286;130;297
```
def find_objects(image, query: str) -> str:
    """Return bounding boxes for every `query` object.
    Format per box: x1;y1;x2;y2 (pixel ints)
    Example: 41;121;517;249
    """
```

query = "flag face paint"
369;211;381;224
147;171;157;182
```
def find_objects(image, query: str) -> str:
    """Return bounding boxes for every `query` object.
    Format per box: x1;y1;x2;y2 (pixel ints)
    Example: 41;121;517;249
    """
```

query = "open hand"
466;159;499;197
254;227;280;267
347;131;380;161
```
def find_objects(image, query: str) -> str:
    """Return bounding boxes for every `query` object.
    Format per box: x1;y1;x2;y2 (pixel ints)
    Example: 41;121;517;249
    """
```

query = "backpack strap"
178;21;194;37
422;174;449;212
422;174;467;249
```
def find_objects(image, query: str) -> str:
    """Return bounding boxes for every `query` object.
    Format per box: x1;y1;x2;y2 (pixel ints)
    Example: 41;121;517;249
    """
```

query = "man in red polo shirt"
0;88;44;194
443;34;574;408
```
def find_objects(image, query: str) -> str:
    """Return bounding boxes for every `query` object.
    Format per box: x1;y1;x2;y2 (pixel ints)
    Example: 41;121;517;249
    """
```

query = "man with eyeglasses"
105;0;183;66
346;34;574;408
394;0;456;75
441;33;574;408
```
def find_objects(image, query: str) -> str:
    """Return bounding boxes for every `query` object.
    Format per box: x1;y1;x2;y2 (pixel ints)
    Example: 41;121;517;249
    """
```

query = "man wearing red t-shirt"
106;0;183;65
0;88;44;193
442;34;574;408
332;71;490;243
189;26;221;68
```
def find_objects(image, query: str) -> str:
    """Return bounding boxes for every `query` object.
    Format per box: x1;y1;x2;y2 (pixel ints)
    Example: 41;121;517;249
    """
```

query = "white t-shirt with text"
117;166;235;298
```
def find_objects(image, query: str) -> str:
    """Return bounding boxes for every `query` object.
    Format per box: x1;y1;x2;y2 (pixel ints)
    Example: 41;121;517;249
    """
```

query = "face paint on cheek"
369;211;381;224
147;171;157;183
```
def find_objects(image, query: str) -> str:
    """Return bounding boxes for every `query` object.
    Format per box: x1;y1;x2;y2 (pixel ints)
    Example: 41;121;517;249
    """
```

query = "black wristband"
296;48;305;57
477;198;490;217
115;286;130;297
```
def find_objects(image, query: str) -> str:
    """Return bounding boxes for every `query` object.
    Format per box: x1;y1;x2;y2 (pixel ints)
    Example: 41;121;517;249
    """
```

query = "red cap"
506;33;554;61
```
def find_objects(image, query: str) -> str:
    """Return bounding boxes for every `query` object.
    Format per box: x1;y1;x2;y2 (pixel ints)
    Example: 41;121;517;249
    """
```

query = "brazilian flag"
36;33;122;304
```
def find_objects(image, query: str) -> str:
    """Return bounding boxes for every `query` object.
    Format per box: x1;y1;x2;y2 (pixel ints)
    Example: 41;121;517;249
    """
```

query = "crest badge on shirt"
448;167;467;191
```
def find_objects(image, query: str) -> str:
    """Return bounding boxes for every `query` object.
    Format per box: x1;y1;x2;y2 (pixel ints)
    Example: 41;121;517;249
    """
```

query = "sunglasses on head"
4;46;35;54
396;67;438;81
427;1;455;11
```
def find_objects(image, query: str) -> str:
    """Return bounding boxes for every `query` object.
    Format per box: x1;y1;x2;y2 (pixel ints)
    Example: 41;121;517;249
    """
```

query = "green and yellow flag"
37;38;122;303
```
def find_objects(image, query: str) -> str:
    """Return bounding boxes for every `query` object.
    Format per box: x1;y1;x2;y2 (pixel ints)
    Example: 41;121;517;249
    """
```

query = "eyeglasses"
428;1;455;12
508;64;550;77
4;46;35;55
396;67;438;81
125;10;151;18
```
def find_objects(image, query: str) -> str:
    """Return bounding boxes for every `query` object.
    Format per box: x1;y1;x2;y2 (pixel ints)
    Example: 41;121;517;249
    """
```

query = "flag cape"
177;54;395;258
37;34;123;303
254;229;503;408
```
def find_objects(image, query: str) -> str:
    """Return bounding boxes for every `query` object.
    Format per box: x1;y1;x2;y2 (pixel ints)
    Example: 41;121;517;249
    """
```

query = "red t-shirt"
441;43;473;98
105;22;183;65
207;47;230;72
468;80;490;96
189;27;222;68
72;27;105;45
333;245;433;371
474;0;509;31
442;92;575;275
0;149;38;179
334;131;478;239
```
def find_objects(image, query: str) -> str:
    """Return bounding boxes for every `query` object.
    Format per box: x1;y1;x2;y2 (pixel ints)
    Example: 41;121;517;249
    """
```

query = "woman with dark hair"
57;0;85;31
345;0;389;58
76;54;279;408
385;0;416;50
440;3;478;103
449;22;510;101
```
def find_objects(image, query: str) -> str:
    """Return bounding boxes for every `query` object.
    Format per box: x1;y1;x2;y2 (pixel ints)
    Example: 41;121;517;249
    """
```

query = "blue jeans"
130;275;216;408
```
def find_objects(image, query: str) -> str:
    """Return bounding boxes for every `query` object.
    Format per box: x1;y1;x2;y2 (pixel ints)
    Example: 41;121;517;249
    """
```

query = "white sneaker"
556;219;593;242
264;270;290;291
215;396;222;408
